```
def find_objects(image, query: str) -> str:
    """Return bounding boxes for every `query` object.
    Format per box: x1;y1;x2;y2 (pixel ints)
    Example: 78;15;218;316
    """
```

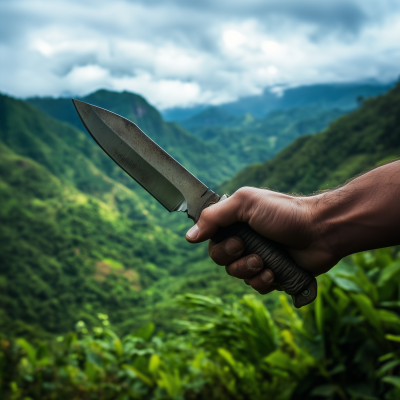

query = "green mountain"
0;94;255;338
221;81;400;195
191;107;345;168
27;90;236;188
179;107;244;130
26;90;344;187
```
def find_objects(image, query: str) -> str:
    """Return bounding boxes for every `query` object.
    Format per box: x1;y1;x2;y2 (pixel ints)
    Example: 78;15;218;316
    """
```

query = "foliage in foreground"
1;248;400;400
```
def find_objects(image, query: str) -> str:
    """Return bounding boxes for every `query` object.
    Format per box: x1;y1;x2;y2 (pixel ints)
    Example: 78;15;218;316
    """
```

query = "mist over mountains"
162;81;394;121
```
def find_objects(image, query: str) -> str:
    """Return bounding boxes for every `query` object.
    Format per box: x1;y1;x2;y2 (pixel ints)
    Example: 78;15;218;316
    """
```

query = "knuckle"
209;241;229;266
234;186;255;202
199;206;213;224
232;187;257;221
227;256;263;279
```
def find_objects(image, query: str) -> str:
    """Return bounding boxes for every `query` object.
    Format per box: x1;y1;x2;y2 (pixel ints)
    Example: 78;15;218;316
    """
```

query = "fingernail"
246;255;262;270
224;238;243;256
260;269;273;283
187;224;199;240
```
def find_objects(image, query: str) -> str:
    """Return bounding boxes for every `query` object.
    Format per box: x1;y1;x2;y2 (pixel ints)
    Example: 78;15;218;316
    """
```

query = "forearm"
312;160;400;259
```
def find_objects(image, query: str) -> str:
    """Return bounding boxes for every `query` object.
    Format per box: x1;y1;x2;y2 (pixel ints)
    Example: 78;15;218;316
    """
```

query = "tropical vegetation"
2;248;400;399
1;81;400;398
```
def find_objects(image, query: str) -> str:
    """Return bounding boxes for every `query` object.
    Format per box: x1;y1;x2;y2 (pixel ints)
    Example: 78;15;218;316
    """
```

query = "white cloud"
223;30;246;49
0;0;399;109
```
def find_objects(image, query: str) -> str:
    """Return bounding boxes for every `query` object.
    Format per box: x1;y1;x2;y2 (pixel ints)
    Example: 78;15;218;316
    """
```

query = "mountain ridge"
221;81;400;195
162;81;395;120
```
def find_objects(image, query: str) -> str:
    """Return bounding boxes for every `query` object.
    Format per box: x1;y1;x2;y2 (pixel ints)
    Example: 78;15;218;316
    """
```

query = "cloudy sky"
0;0;399;109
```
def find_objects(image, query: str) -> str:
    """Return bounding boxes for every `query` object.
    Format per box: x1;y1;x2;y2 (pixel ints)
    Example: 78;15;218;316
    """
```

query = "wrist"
305;192;346;266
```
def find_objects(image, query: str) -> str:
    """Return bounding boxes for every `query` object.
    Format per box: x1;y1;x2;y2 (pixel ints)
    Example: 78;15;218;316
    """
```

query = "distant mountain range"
162;81;395;121
221;81;400;195
27;88;358;186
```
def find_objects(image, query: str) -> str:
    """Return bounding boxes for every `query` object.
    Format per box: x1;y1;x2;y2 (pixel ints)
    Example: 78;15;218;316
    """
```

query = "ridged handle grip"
199;194;317;308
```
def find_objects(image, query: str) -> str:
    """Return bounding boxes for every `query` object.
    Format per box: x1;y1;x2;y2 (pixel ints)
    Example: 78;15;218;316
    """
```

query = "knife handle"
200;194;317;308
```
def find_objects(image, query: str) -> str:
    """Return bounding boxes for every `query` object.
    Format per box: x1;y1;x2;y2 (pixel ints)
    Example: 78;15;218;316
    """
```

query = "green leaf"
84;362;98;383
218;348;236;370
376;360;400;377
114;338;123;357
386;334;400;342
134;322;155;342
16;338;36;365
351;293;382;333
148;354;160;375
310;384;336;397
378;309;400;329
347;383;379;400
382;376;400;388
332;287;351;315
315;290;323;336
123;364;153;387
378;261;400;287
157;370;182;398
332;277;363;292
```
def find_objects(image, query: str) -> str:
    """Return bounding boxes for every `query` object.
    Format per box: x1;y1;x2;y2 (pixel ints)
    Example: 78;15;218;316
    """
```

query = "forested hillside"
187;107;345;167
0;94;254;338
222;81;400;195
27;91;236;187
27;90;349;183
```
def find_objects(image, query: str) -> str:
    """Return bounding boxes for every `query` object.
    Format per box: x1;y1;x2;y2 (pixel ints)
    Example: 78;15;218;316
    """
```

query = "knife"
72;99;317;308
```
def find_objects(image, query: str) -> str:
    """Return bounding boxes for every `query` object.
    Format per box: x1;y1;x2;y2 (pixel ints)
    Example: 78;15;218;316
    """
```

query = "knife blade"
72;99;317;308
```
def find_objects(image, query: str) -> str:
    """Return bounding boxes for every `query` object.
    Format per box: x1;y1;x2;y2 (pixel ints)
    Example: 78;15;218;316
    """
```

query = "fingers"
208;237;245;266
225;254;264;279
244;269;275;294
208;236;276;295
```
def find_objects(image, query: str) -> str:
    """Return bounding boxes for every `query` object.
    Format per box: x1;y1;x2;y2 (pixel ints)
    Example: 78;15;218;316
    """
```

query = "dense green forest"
0;94;262;339
183;107;345;167
1;82;400;399
222;81;400;195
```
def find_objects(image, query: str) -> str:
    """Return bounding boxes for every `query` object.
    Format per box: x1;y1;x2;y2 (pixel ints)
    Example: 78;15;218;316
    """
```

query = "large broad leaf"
331;277;363;293
84;361;99;383
148;354;161;376
134;322;155;342
16;338;36;365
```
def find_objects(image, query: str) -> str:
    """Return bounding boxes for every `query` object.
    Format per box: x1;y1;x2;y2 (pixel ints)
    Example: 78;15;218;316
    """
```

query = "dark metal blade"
72;99;215;218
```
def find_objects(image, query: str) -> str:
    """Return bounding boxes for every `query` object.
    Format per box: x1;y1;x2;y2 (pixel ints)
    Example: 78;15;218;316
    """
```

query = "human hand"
185;187;339;295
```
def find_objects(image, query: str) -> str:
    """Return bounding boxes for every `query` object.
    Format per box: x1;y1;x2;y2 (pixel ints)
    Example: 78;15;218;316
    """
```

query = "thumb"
185;189;251;243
